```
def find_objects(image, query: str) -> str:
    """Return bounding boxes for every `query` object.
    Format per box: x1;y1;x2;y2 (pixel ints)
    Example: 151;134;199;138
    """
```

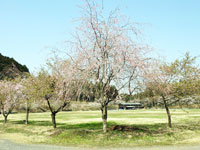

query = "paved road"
0;139;200;150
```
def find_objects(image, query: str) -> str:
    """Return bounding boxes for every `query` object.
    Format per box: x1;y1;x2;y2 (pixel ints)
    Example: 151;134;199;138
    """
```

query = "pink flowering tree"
145;53;199;128
0;79;23;123
69;0;151;133
34;60;83;128
145;61;178;128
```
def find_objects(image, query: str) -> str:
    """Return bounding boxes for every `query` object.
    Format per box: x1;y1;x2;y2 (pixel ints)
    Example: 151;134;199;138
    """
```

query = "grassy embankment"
0;109;200;147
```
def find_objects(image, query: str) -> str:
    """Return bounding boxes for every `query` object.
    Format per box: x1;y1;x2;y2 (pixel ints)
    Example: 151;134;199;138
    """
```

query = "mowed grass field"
0;109;200;147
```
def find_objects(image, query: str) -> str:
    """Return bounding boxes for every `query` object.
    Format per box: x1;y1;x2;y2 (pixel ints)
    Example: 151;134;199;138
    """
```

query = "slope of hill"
0;53;29;79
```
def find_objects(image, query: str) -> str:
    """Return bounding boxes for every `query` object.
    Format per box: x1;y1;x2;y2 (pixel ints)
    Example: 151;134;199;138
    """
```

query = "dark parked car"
118;103;144;110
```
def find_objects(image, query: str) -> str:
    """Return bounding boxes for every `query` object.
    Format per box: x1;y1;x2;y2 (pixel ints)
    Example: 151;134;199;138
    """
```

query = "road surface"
0;139;200;150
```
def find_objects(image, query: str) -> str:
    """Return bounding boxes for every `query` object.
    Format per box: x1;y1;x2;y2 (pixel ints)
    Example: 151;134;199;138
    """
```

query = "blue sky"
0;0;199;72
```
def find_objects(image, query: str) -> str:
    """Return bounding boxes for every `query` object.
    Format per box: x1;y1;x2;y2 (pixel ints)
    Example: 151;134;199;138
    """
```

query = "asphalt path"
0;139;200;150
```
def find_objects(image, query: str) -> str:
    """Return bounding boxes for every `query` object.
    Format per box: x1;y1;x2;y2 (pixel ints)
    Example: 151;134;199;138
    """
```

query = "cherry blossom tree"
34;59;83;128
145;53;199;128
0;79;23;123
69;0;151;133
145;62;177;128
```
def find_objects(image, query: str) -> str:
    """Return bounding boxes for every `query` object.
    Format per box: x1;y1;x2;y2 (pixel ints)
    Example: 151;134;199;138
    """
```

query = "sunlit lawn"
0;109;200;147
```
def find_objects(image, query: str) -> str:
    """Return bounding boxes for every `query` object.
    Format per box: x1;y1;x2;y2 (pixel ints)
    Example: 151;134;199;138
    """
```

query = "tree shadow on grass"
10;120;117;130
6;119;197;136
11;120;65;127
9;119;169;132
55;122;175;138
58;121;117;130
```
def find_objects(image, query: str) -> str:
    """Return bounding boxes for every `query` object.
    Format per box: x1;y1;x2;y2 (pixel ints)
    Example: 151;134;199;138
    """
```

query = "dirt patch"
109;125;148;132
49;129;63;136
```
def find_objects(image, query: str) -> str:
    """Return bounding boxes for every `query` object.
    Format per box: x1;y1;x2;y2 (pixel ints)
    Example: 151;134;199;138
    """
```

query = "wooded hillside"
0;53;29;79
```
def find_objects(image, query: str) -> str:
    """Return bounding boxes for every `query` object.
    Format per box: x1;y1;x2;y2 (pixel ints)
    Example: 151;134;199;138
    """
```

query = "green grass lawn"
0;109;200;147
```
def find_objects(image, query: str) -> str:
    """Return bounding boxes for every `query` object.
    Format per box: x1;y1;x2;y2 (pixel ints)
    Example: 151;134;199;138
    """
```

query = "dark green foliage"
79;82;118;102
0;53;29;79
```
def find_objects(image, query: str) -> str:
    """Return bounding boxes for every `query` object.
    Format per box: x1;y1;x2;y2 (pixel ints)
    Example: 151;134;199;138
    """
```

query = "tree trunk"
101;105;108;133
25;107;30;125
2;109;8;124
4;115;8;124
162;96;172;128
51;112;56;129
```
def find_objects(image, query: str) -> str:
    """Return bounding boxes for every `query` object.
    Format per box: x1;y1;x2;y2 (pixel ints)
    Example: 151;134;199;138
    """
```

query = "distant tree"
78;82;96;102
78;82;119;103
172;52;200;99
120;93;136;102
